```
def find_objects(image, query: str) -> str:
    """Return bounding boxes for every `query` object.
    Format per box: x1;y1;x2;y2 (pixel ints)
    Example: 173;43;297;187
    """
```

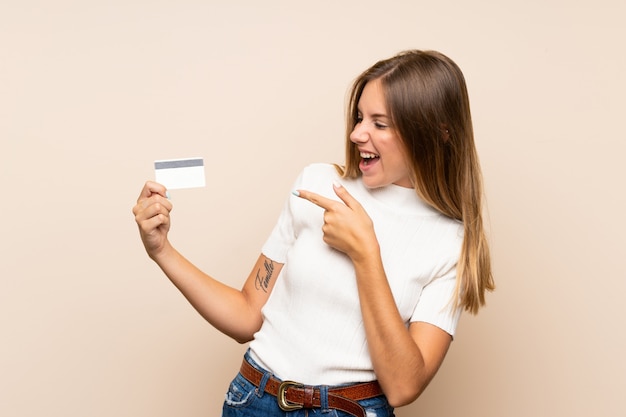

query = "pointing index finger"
293;189;338;210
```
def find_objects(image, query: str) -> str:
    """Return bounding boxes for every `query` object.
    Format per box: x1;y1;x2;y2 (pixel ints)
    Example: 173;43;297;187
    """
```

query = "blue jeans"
222;351;395;417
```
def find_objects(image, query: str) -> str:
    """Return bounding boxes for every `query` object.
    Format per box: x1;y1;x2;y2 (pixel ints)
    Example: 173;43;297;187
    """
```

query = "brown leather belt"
239;358;383;417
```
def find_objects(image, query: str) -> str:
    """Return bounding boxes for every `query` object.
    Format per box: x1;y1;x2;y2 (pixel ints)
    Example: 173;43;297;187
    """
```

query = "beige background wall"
2;1;624;416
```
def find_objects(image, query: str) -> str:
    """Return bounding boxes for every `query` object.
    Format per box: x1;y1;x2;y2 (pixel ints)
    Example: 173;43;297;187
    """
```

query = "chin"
361;177;386;189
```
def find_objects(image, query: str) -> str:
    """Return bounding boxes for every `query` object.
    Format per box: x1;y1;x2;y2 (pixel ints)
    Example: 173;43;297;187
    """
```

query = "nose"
350;121;369;144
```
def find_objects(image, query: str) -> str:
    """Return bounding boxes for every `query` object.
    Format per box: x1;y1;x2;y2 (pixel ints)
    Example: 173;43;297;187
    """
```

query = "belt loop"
320;385;329;412
256;371;271;398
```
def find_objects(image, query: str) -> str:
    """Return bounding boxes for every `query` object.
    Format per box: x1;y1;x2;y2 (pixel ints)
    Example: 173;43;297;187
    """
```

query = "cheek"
386;139;409;163
386;141;412;173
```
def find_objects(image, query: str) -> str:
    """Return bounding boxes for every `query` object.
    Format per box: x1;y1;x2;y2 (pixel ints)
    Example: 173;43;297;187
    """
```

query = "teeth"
360;152;379;159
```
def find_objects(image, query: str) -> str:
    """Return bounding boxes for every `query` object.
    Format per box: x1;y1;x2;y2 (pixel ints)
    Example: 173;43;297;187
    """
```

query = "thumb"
139;181;169;201
332;180;360;210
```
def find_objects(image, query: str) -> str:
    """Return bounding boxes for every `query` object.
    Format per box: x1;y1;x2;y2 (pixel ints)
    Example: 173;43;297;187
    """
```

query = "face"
350;78;412;189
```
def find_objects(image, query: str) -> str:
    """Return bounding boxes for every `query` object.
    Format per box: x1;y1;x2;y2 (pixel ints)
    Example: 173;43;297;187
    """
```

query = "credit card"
154;157;206;190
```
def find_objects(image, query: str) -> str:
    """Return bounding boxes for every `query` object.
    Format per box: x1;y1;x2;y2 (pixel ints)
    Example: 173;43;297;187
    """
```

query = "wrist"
148;240;175;263
349;240;381;265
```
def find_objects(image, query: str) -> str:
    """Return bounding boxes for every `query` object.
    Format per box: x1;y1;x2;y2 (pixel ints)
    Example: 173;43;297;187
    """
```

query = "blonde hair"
340;50;494;314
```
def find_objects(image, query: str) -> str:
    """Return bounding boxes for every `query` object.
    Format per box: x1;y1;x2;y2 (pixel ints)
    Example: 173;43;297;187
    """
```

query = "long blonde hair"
341;50;494;314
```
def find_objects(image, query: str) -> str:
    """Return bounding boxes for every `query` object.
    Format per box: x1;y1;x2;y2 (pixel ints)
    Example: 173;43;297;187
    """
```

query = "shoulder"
300;163;339;178
296;163;341;191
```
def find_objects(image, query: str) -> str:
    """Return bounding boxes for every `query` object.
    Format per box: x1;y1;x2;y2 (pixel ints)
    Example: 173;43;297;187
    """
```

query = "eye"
354;114;363;124
374;121;388;129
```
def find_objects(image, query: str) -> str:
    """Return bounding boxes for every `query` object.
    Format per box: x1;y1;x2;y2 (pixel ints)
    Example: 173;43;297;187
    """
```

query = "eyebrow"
356;108;390;119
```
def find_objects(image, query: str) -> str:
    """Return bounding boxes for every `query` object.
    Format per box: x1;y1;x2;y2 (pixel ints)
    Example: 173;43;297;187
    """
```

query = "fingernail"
291;190;300;197
166;191;171;199
333;180;342;188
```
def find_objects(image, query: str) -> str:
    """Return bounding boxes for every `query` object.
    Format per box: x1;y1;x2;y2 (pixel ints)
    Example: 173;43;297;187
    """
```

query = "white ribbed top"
249;163;463;385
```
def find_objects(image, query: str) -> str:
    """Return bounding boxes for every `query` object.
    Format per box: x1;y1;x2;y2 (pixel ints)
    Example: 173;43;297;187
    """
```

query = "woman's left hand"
294;181;379;262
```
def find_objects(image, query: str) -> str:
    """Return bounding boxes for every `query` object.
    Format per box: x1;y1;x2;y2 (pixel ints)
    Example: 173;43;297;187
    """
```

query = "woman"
133;50;494;417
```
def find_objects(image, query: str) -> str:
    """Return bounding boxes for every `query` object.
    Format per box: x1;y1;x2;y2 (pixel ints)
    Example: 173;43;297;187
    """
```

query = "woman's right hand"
132;181;173;259
132;181;281;343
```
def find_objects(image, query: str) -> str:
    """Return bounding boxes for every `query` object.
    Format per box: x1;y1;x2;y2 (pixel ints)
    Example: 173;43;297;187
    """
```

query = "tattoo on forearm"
255;259;275;292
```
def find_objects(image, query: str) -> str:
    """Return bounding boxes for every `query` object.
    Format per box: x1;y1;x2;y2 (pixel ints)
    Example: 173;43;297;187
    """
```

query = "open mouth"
360;152;380;166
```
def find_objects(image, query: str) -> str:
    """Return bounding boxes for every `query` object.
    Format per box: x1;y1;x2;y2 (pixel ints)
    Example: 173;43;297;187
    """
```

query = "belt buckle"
277;380;304;411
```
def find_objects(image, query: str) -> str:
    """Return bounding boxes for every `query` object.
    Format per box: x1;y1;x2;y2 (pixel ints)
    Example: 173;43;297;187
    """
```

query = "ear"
439;123;451;143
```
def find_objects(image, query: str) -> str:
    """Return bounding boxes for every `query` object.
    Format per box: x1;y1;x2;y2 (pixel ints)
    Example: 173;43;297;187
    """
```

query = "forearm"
293;183;449;404
352;251;428;406
150;242;261;343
